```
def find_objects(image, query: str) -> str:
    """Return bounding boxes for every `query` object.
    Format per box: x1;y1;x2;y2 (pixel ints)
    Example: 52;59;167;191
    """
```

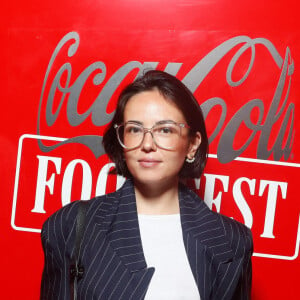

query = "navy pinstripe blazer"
41;180;253;300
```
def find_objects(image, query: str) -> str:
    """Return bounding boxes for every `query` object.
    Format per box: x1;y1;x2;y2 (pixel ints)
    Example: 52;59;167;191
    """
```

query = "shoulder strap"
70;201;89;300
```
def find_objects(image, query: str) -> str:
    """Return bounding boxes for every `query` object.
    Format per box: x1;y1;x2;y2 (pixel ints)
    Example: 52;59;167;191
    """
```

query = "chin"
132;173;179;187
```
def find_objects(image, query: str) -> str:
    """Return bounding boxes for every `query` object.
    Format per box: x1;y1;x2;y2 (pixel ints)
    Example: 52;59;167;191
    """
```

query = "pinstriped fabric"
41;180;252;300
179;185;253;300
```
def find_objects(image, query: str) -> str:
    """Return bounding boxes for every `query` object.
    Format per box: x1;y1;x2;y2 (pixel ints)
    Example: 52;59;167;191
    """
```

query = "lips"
138;158;161;168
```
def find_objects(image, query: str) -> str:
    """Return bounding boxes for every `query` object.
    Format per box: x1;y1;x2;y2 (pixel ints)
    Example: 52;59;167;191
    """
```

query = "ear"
187;131;201;160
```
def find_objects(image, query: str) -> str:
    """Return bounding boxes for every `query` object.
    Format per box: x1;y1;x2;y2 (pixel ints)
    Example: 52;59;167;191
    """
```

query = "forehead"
123;89;186;123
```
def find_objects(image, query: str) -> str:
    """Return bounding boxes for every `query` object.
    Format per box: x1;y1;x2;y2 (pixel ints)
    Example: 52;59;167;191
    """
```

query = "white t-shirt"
138;214;201;300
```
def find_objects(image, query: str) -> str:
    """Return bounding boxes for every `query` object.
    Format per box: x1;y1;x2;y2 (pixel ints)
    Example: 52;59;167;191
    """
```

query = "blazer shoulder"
41;193;109;245
218;213;253;256
41;181;130;244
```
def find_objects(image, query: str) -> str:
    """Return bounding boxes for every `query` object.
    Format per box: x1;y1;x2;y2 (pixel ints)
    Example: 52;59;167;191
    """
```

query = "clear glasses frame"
114;121;190;150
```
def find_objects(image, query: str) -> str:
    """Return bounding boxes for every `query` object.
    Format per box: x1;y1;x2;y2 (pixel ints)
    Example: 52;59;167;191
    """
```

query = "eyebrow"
156;120;177;125
125;119;177;126
126;120;143;125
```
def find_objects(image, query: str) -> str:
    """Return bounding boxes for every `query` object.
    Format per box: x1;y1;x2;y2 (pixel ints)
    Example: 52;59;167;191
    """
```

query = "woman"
40;70;253;300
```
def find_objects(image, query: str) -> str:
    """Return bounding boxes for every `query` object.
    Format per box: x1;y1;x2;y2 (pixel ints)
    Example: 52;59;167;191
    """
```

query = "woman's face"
122;89;200;187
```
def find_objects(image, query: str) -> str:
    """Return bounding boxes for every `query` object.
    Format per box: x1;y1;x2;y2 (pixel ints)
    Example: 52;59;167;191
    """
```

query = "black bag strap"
70;201;89;300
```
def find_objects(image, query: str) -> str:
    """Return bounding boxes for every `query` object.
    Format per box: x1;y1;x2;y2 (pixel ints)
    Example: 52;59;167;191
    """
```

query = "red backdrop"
1;1;300;299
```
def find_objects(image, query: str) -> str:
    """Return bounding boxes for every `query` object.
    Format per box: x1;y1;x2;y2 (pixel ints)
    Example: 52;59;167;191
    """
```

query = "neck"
134;179;180;215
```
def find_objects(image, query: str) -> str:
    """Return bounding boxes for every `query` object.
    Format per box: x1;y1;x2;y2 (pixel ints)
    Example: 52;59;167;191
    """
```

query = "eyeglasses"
114;121;190;150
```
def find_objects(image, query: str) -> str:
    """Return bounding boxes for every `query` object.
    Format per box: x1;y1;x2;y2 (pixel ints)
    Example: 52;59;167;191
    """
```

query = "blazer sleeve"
40;202;79;300
232;226;253;300
40;222;61;300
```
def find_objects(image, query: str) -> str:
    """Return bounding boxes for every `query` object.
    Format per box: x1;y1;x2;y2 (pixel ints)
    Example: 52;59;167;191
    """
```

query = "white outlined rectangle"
11;134;300;260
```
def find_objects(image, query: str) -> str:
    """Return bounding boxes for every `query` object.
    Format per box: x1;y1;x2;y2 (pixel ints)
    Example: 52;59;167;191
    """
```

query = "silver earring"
186;156;195;163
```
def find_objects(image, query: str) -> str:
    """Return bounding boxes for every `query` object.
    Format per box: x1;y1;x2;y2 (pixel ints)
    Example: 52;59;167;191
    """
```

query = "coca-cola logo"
36;32;295;163
12;32;300;261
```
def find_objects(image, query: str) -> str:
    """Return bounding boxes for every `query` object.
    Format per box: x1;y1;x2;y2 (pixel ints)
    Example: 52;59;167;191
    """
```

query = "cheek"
123;150;137;168
124;149;134;159
173;151;188;167
177;141;190;157
167;146;189;167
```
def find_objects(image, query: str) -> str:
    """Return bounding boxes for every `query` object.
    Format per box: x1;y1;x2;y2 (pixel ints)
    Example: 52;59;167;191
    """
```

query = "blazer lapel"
79;180;154;299
179;184;235;300
87;179;149;273
101;179;148;272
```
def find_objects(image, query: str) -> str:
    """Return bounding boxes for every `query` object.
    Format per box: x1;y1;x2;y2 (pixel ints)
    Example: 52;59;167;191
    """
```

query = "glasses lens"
118;123;144;149
152;123;181;149
116;122;186;149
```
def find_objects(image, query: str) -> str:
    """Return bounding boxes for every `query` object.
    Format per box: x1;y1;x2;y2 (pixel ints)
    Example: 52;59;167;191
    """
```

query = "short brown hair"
103;70;208;178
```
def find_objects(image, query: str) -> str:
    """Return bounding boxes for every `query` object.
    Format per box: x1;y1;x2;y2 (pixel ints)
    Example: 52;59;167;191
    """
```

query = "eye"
125;124;143;134
155;124;177;135
160;127;173;134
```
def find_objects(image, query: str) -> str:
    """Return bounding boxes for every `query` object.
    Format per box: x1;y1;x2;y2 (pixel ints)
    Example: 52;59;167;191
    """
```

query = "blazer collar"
179;183;235;300
95;179;147;272
179;183;234;260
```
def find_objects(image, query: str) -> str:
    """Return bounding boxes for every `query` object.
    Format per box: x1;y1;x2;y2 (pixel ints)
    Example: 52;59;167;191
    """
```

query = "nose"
141;130;157;152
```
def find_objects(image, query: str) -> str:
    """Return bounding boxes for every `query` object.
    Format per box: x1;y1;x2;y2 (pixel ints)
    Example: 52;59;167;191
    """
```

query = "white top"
138;214;201;300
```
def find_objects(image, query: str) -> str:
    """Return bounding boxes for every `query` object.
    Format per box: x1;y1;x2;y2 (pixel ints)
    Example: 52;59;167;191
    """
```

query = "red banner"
2;1;300;299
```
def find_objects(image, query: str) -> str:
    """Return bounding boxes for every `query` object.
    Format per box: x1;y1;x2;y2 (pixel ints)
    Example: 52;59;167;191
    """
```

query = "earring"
186;156;195;163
